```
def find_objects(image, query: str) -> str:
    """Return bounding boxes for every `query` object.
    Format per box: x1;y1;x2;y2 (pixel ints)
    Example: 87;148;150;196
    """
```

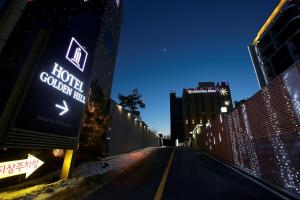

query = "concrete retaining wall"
107;101;160;156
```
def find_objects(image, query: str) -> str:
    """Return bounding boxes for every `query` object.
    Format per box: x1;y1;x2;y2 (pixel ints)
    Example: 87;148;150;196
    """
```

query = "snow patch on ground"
0;147;157;200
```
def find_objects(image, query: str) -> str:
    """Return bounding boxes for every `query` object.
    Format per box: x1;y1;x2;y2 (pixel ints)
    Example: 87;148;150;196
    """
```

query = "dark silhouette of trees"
234;99;247;108
118;89;145;117
80;79;111;158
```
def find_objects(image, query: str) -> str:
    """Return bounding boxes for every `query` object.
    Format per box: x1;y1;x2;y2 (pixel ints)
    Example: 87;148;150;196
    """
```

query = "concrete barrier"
107;100;160;156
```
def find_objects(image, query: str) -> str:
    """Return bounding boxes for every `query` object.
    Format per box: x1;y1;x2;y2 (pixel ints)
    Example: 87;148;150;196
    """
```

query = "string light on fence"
241;104;261;176
262;87;300;193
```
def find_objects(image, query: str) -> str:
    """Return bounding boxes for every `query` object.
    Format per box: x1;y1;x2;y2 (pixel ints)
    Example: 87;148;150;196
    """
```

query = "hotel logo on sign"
187;88;217;94
66;37;88;72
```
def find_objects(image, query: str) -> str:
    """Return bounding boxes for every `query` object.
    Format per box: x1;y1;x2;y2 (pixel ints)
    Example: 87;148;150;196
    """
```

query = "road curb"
198;151;298;200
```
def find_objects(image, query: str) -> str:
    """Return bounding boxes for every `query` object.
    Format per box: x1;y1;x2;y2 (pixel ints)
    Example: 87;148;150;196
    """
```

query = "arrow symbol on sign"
55;100;69;116
0;154;44;179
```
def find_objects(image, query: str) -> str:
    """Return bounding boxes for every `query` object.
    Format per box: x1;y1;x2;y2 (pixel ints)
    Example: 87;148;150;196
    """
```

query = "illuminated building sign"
0;6;103;150
9;35;93;142
187;87;229;95
39;62;86;104
187;88;217;94
0;155;44;179
66;37;88;72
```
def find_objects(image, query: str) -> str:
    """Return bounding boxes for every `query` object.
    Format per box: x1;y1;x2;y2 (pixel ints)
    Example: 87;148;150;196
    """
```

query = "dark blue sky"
0;0;279;135
111;0;278;135
112;0;279;134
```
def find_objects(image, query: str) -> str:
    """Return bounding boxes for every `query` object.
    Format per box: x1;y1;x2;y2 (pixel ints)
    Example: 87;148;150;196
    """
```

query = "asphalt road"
86;147;284;200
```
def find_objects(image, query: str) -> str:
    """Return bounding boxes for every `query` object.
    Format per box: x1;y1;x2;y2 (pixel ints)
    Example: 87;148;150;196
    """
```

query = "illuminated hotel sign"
0;8;103;150
187;87;229;95
39;62;86;105
187;88;217;94
37;38;88;115
8;35;93;142
0;155;44;179
66;37;88;72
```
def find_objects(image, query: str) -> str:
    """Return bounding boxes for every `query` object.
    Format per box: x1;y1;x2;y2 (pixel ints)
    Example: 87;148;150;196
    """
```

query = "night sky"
0;0;279;136
111;0;279;135
0;1;4;9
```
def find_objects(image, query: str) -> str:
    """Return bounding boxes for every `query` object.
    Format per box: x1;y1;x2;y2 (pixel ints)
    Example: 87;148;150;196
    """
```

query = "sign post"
60;150;74;180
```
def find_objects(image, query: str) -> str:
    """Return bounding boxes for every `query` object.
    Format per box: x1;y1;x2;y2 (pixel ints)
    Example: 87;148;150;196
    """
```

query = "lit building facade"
248;0;300;88
170;82;233;145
